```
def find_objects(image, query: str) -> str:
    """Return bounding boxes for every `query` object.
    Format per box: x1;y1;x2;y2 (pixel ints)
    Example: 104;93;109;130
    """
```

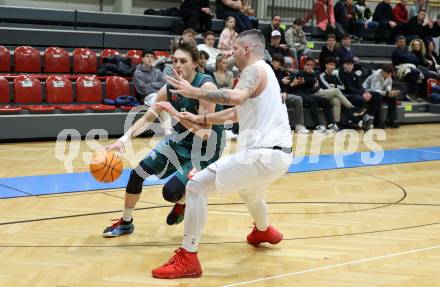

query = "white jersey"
236;60;292;150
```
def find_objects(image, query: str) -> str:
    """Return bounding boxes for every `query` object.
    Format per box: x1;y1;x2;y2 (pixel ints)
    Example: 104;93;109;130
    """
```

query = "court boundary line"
222;244;440;287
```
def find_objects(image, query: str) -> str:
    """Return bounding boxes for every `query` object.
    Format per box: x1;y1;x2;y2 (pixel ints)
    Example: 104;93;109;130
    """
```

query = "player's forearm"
192;87;246;106
190;108;238;125
178;118;212;140
121;107;160;140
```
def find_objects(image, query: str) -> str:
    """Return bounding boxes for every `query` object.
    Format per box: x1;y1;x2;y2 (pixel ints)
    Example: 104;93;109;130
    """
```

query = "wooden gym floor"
1;124;440;286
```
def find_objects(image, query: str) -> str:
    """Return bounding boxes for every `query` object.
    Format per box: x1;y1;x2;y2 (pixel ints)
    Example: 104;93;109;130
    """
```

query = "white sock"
239;189;269;231
181;187;207;252
122;208;134;222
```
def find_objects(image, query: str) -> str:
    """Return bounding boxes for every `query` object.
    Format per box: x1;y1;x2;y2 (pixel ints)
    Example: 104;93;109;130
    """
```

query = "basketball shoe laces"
164;248;187;268
110;218;125;228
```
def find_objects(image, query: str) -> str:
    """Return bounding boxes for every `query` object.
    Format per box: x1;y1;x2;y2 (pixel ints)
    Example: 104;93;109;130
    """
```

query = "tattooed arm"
166;64;267;106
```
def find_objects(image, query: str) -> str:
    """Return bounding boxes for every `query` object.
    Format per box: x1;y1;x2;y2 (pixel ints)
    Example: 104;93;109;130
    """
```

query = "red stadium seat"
47;75;87;112
100;49;120;63
106;76;130;100
127;49;143;65
76;75;115;111
427;78;440;95
154;51;170;59
14;46;41;73
44;47;70;73
73;48;97;74
14;75;54;112
0;46;11;72
0;76;20;113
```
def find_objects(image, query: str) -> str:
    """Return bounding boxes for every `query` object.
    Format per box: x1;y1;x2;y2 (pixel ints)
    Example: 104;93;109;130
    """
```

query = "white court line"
222;244;440;287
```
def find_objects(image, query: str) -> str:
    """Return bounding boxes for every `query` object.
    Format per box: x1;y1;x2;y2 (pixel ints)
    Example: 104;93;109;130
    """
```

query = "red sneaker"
151;248;202;279
246;225;283;247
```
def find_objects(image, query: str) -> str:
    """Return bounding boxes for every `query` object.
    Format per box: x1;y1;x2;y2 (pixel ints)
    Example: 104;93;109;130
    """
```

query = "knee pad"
162;176;186;203
126;163;152;195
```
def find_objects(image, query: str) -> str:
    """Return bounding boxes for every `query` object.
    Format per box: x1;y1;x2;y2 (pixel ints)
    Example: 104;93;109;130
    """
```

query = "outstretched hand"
104;140;125;155
166;69;197;98
155;101;180;118
179;112;203;124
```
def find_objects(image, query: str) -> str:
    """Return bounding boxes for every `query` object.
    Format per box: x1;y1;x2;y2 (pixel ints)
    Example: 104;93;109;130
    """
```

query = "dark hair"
303;56;315;65
183;28;197;36
271;15;281;20
142;49;154;57
324;56;338;65
293;18;304;26
342;57;354;64
396;35;406;41
172;37;199;64
327;34;336;40
419;8;427;14
203;31;216;38
271;53;285;65
382;63;394;73
343;33;351;39
199;50;209;60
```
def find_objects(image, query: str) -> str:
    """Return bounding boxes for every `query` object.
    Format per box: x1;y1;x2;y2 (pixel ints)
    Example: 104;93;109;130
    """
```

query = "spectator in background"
334;0;359;40
289;57;337;133
304;0;344;39
362;64;400;128
213;54;233;89
261;15;288;48
409;0;426;18
355;0;379;41
319;34;338;71
426;40;440;73
392;0;409;36
285;18;312;60
197;31;221;71
179;0;212;33
373;0;397;44
431;15;440;38
215;0;252;32
240;0;258;28
218;16;238;58
267;30;295;67
270;54;309;134
133;49;166;105
197;50;215;78
406;8;432;42
391;35;423;102
336;33;359;66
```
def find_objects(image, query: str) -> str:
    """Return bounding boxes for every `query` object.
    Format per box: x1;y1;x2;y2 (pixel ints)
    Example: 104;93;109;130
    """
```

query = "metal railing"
250;0;315;23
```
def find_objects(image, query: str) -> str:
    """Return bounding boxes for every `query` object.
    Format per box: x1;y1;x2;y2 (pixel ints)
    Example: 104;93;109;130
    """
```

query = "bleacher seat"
154;50;170;59
13;75;54;112
0;46;11;72
76;75;115;111
73;48;97;74
46;75;87;112
127;49;143;66
106;76;130;100
0;76;21;113
44;47;70;73
14;46;41;73
427;78;440;95
100;48;120;63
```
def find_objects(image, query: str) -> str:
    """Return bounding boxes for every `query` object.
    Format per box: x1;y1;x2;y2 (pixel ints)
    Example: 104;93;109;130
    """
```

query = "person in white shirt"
152;29;293;279
197;31;221;71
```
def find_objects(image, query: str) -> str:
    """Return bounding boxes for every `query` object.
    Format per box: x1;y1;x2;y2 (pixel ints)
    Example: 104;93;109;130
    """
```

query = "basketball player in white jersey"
151;29;293;279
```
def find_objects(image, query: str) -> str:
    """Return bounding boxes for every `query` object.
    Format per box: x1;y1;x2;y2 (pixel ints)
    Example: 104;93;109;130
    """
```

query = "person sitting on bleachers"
373;0;397;44
213;54;233;88
179;0;212;33
215;0;252;33
270;54;309;134
339;57;379;130
425;40;440;73
334;0;360;40
218;16;238;58
197;31;221;71
133;49;166;106
409;0;426;18
336;33;359;67
261;15;288;49
285;18;312;60
355;0;379;42
409;38;438;76
267;30;295;68
362;64;400;128
405;8;432;42
318;56;355;128
240;0;258;28
197;50;215;78
391;35;424;102
303;0;344;40
392;0;409;37
319;34;338;72
288;57;338;133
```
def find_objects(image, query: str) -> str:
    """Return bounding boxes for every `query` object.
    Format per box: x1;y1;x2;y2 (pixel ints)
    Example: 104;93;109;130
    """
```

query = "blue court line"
1;146;439;199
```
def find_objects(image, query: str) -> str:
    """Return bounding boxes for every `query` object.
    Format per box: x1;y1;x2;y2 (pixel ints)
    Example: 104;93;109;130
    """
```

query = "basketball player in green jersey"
102;39;224;237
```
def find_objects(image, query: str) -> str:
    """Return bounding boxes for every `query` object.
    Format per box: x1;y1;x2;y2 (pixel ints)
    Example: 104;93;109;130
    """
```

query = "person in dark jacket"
261;15;288;48
215;0;252;33
319;34;338;72
133;49;166;105
373;0;397;43
179;0;212;33
405;9;432;42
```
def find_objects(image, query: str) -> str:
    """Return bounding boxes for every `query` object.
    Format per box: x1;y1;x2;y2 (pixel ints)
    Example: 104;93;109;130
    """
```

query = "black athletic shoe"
166;203;185;225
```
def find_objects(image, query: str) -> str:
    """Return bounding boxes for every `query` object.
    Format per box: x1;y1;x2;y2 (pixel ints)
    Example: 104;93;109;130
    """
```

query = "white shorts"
208;148;292;193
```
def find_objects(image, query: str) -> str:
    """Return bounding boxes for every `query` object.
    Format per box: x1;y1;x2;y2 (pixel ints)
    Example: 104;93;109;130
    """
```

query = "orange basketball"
90;151;123;183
